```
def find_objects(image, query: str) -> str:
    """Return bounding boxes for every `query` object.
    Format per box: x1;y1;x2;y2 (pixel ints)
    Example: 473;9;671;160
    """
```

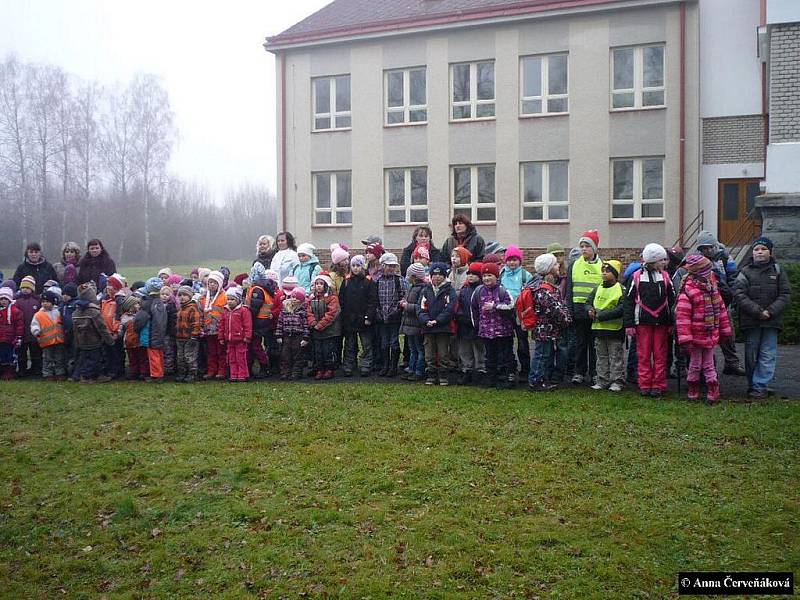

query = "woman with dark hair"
12;242;58;294
440;214;486;265
76;239;117;289
269;231;299;284
399;226;443;276
253;235;276;270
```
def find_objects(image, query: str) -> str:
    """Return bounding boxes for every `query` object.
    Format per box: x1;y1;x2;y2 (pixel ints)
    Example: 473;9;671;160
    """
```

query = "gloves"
276;338;282;345
625;327;636;338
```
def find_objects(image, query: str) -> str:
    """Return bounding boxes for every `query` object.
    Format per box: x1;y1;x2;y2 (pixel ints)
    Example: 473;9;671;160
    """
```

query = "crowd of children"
0;224;791;403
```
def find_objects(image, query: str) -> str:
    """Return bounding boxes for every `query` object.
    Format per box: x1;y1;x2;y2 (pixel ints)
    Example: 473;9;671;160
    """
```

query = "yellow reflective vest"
571;256;603;304
591;283;624;331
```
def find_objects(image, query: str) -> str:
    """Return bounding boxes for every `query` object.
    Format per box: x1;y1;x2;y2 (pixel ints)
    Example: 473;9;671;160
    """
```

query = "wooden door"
718;178;762;246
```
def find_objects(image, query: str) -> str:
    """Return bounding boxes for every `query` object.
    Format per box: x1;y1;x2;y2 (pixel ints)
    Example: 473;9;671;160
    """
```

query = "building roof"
265;0;646;50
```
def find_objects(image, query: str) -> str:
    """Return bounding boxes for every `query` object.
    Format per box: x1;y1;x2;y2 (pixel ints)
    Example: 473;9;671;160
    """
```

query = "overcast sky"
0;0;330;197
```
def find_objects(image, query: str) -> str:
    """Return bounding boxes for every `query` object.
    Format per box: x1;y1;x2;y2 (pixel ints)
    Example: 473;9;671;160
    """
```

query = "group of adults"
8;239;117;294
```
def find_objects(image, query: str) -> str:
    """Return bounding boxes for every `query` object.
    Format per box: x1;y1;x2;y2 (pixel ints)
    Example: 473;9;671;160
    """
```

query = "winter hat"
0;287;14;303
121;296;140;313
1;279;16;292
20;276;36;292
233;273;248;287
505;245;523;262
207;270;224;289
753;236;774;252
534;253;558;275
483;253;502;265
265;270;279;283
107;274;125;291
578;230;600;253
78;284;97;302
313;272;334;290
350;255;366;269
249;262;267;283
290;287;307;302
166;274;182;287
642;243;667;264
177;285;194;298
197;268;211;280
685;254;713;278
429;262;448;277
481;262;500;278
158;268;172;278
297;243;316;257
219;266;231;285
467;262;484;276
131;281;146;291
484;241;506;256
546;242;565;256
413;245;431;261
668;245;685;262
330;244;350;265
43;279;59;290
379;252;399;266
602;260;622;279
62;282;78;298
49;286;63;298
41;290;61;305
366;243;385;258
695;230;718;250
361;235;383;246
190;267;200;277
225;286;242;300
406;263;427;280
144;277;163;295
451;245;472;266
282;276;299;291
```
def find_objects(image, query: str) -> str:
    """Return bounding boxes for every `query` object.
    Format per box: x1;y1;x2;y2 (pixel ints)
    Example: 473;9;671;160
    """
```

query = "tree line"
0;54;276;266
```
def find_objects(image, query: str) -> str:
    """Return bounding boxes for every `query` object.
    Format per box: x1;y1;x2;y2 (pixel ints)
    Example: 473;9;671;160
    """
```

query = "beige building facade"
266;0;700;253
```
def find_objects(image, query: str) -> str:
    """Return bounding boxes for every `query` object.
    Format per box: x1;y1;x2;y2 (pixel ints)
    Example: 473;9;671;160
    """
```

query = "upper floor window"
520;161;569;221
313;171;352;225
313;75;351;131
385;68;427;126
451;164;496;222
385;167;428;224
611;44;665;110
520;54;568;116
450;61;495;121
611;157;664;219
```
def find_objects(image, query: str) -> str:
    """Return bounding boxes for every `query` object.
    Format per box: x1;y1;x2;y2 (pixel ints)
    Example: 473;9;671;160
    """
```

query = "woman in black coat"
440;214;486;265
76;239;117;289
399;226;443;276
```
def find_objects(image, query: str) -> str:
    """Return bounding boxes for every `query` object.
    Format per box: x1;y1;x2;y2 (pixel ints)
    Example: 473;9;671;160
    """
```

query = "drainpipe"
678;1;686;245
760;0;768;180
280;52;288;232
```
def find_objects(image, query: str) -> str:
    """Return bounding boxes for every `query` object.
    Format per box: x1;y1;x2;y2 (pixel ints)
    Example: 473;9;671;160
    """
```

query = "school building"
264;0;800;260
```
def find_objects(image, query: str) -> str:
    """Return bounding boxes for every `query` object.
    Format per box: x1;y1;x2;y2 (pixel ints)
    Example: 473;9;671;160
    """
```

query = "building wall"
276;3;700;252
702;115;765;164
766;20;800;193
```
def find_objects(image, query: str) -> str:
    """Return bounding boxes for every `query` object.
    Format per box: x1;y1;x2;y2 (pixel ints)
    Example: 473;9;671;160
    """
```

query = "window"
313;171;352;225
611;157;664;219
611;44;665;109
451;165;496;222
385;168;428;224
520;161;569;221
385;68;427;125
450;61;495;120
520;54;569;115
312;75;351;131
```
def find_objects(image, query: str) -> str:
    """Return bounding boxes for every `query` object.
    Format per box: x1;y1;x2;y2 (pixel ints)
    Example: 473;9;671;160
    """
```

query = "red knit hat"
365;243;385;257
578;230;600;252
233;273;248;286
467;262;483;275
451;245;473;266
481;262;500;278
412;244;431;261
107;274;125;292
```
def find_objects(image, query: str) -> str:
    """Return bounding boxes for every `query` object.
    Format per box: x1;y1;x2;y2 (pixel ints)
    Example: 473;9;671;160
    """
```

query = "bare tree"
51;69;74;246
129;73;175;264
72;80;101;246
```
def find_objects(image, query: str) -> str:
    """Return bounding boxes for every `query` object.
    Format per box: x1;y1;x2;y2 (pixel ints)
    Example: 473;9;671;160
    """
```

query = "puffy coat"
76;251;116;289
675;275;733;348
623;267;675;327
339;273;377;332
293;257;322;294
220;304;253;344
733;259;791;330
73;287;114;350
247;279;278;336
455;282;481;340
13;258;58;295
400;240;443;276
134;295;168;349
499;265;533;302
14;293;40;342
441;225;485;265
308;293;341;339
400;282;425;337
470;284;515;339
418;282;456;334
0;304;24;344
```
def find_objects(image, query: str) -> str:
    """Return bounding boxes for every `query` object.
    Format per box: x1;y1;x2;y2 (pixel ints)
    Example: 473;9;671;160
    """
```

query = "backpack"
515;286;537;330
630;268;673;320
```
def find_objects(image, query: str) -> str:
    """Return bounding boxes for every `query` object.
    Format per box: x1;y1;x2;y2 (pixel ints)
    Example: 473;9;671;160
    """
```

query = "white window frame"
312;75;352;132
520;161;570;222
384;67;427;126
450;164;496;224
449;61;496;122
519;53;569;116
610;157;665;220
384;167;429;225
313;171;353;226
610;44;665;111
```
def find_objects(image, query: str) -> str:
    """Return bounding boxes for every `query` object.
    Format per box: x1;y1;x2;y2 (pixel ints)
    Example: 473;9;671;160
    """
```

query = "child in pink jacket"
675;254;733;404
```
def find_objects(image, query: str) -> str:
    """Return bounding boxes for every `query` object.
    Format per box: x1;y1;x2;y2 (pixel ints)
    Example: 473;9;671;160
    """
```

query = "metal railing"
723;207;761;265
672;209;704;251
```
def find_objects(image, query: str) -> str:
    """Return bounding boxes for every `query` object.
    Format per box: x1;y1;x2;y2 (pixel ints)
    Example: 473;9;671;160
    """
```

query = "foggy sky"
0;0;331;197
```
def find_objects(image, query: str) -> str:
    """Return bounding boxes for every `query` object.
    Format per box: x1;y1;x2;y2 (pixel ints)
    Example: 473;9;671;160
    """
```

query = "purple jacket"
470;284;514;339
14;293;41;342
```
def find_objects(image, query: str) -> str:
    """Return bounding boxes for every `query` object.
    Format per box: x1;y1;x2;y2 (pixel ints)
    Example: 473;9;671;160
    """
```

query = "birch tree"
72;81;101;246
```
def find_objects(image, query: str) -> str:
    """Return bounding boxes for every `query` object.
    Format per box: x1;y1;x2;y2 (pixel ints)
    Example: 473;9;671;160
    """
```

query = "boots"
378;348;390;377
387;348;400;377
687;379;700;401
457;370;471;385
706;380;720;404
438;369;449;386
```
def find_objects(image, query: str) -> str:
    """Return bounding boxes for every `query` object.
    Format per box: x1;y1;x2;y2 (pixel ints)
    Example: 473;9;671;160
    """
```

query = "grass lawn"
1;381;798;598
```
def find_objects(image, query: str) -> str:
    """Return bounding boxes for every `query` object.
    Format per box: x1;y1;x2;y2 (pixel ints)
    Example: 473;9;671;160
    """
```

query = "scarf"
694;275;723;333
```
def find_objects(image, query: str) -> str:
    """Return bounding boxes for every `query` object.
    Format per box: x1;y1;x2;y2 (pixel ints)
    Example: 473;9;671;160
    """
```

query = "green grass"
1;382;798;598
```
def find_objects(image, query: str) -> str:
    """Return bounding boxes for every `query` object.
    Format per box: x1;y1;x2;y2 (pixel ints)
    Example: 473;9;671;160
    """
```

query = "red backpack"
515;287;537;331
